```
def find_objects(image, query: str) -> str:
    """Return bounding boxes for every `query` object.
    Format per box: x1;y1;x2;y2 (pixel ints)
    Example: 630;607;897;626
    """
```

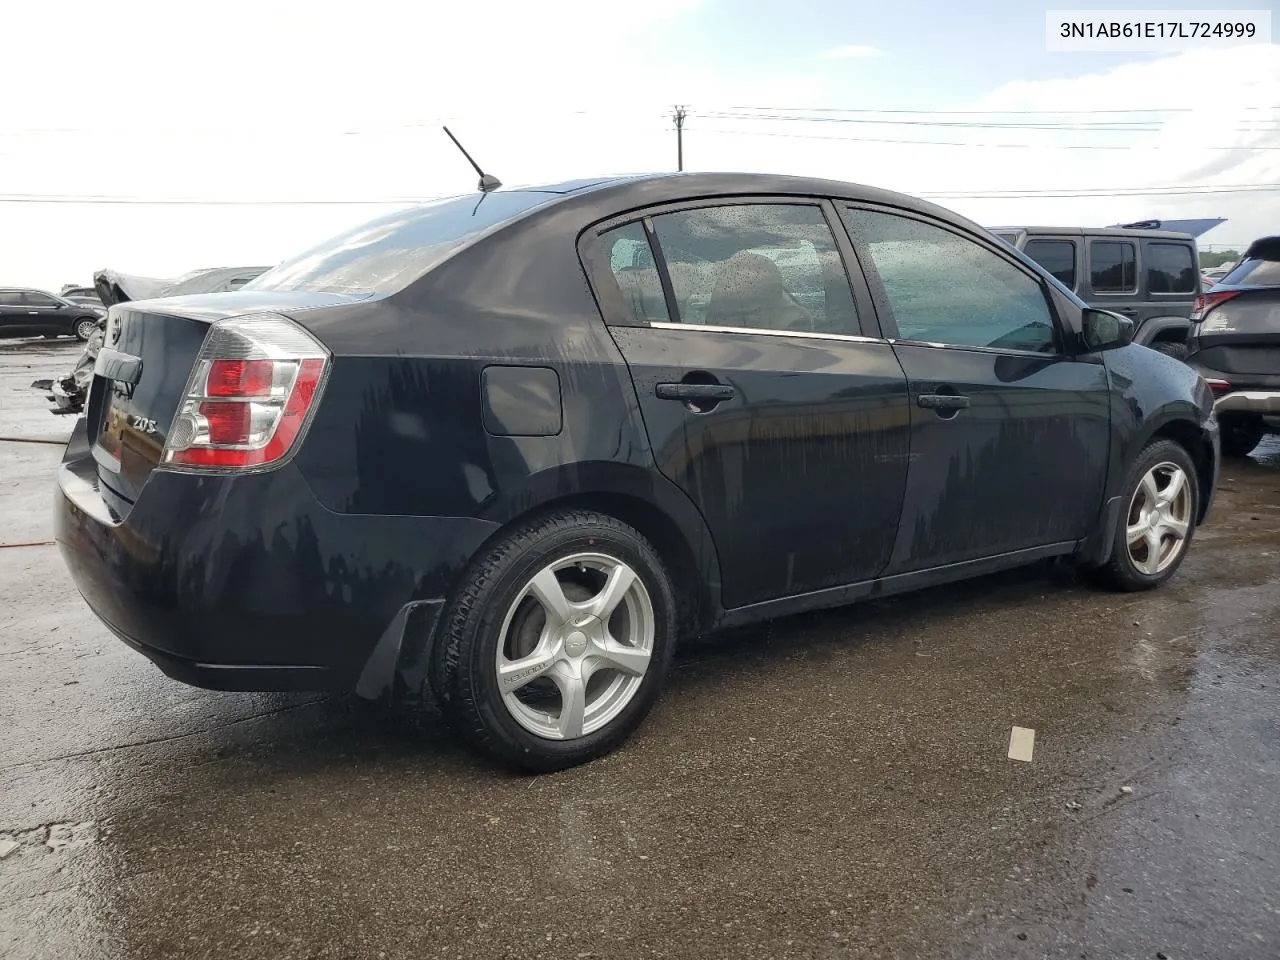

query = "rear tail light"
162;314;330;470
1190;290;1240;321
1204;378;1232;397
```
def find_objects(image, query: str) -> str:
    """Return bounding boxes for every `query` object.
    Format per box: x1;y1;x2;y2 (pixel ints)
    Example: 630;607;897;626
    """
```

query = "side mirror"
1081;308;1134;352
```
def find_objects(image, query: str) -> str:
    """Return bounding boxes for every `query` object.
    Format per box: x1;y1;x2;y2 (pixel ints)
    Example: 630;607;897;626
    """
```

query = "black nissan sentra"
56;173;1220;770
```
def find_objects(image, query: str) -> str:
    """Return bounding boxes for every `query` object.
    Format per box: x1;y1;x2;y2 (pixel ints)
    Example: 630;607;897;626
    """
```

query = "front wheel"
73;317;99;341
1088;439;1199;592
1220;414;1265;458
434;510;677;772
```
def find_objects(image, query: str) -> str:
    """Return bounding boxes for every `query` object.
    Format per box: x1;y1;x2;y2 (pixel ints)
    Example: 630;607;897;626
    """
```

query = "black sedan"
55;173;1220;771
0;287;104;340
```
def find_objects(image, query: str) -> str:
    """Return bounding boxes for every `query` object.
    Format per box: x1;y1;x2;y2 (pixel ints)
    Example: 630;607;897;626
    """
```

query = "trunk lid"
88;291;367;513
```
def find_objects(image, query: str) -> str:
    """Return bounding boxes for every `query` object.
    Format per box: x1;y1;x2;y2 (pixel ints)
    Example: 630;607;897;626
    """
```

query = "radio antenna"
442;126;502;193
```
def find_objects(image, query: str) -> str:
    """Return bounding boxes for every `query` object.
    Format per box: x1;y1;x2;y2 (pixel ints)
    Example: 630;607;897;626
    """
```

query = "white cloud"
817;45;885;61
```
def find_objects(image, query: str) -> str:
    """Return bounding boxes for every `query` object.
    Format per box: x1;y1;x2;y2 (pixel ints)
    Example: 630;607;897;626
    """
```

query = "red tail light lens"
162;315;330;471
1190;290;1240;321
1204;378;1232;396
206;359;276;398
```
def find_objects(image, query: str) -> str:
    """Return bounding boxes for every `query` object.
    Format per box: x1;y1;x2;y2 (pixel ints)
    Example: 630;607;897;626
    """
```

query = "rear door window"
0;291;23;306
1144;241;1197;293
646;203;861;336
1023;239;1077;289
601;222;670;324
1089;240;1137;294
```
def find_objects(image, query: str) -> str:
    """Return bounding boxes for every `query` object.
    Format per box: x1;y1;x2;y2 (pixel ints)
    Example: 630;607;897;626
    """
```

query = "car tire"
1150;340;1189;361
1089;438;1199;592
73;318;99;341
1219;414;1265;458
433;509;677;772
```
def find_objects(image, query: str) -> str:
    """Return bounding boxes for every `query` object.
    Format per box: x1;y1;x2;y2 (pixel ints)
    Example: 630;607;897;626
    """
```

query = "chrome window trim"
645;321;886;345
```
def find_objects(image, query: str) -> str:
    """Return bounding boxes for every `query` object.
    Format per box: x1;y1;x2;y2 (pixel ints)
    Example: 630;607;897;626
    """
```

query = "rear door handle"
656;382;735;401
917;393;970;410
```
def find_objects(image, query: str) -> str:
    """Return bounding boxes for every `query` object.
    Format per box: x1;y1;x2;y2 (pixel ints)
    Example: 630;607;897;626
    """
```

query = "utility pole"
672;105;687;171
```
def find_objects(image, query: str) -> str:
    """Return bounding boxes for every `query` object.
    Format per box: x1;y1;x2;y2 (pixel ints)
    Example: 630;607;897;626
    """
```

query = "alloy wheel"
1125;461;1193;575
495;552;655;740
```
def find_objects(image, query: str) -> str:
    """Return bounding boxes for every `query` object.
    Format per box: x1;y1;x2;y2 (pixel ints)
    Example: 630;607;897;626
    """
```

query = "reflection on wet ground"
2;347;1278;959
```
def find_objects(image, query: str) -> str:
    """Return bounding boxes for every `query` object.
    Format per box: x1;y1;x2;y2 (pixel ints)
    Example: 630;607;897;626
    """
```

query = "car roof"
991;225;1196;241
490;171;1001;232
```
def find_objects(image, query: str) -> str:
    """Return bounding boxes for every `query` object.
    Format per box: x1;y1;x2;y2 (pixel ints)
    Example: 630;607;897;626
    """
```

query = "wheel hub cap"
1126;461;1193;576
495;552;656;741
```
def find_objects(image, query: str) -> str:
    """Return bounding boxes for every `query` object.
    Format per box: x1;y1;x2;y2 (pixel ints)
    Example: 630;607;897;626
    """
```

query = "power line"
715;104;1280;115
697;110;1280;133
690;126;1280;151
0;195;422;205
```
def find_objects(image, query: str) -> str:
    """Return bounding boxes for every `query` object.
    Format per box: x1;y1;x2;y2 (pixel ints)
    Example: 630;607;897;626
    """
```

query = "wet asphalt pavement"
2;338;1278;960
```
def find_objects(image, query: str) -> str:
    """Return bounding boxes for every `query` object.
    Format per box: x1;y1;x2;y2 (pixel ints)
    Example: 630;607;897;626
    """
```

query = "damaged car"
55;173;1219;771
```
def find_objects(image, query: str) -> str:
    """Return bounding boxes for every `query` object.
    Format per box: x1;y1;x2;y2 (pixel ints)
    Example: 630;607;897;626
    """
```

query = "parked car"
1187;235;1280;457
60;285;105;307
56;173;1220;771
94;265;271;306
0;287;105;340
992;226;1201;358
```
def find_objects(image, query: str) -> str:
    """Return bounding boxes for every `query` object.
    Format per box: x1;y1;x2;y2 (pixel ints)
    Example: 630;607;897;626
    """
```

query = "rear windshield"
1220;238;1280;287
245;191;557;295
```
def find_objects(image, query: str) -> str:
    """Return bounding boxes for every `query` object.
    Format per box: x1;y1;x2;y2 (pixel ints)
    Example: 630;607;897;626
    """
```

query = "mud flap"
1075;495;1124;568
354;598;445;703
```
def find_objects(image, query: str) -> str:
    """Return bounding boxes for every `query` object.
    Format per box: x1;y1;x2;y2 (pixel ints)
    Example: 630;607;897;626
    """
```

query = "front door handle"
917;393;970;410
1116;307;1139;314
656;382;735;402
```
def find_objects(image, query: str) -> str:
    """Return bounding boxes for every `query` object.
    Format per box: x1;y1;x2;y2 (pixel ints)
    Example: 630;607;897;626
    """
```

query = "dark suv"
56;173;1219;771
1187;235;1280;456
993;226;1201;358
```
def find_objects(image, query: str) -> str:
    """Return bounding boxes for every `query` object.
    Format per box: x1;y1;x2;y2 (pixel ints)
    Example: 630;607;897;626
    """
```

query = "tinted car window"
1145;242;1197;293
1220;237;1280;286
23;292;60;307
1024;239;1076;288
649;204;860;335
602;222;669;324
0;291;23;306
1090;240;1137;293
245;191;558;295
847;208;1057;353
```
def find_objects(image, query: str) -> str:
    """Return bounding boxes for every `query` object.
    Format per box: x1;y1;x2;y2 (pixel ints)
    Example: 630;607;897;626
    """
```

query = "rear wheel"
73;317;98;341
434;510;677;772
1088;439;1198;591
1220;414;1265;458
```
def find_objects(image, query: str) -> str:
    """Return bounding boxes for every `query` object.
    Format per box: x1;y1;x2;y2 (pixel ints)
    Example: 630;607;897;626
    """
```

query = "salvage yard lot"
1;338;1278;960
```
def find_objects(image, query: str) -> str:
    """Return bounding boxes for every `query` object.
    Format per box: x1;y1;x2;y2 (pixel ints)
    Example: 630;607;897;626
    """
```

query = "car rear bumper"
54;420;498;695
1213;390;1280;417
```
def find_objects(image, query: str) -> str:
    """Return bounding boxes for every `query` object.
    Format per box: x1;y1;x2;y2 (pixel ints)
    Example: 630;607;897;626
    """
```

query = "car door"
21;290;67;334
582;198;912;610
0;290;26;332
840;204;1112;573
1086;236;1142;321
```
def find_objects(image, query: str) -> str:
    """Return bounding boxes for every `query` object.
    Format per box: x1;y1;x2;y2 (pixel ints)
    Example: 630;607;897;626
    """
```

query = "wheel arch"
1133;315;1191;346
482;464;725;637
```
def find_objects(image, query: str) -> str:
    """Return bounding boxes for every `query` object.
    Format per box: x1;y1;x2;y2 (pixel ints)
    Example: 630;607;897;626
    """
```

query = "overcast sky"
2;0;1277;290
